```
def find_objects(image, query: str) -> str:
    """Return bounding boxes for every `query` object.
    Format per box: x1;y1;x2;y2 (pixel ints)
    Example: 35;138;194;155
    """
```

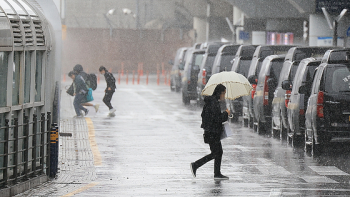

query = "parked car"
181;48;205;104
211;44;240;75
197;43;224;106
251;55;286;134
271;47;334;140
244;45;295;127
304;49;350;156
170;47;188;92
229;45;258;122
284;58;321;145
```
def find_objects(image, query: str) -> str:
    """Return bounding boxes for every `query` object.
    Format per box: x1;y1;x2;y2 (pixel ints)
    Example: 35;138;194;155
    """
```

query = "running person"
99;66;116;115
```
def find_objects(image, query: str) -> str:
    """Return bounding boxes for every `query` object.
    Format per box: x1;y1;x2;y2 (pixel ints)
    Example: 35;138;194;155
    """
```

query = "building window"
12;52;21;105
35;51;43;102
24;51;32;103
0;52;9;107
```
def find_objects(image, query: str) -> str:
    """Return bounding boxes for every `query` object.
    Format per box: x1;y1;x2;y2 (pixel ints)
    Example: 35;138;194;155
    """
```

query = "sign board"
316;0;350;14
239;31;249;40
347;26;350;37
317;37;344;47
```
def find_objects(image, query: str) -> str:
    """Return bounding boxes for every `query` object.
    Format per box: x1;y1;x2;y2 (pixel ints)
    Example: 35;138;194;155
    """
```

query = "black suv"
251;55;286;134
229;45;258;122
304;49;350;156
181;48;205;105
211;44;240;75
244;45;295;127
271;47;333;140
285;58;321;145
197;43;223;106
170;47;188;92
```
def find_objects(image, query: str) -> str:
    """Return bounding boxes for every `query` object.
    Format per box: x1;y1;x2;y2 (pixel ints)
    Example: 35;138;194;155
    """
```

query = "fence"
0;112;52;188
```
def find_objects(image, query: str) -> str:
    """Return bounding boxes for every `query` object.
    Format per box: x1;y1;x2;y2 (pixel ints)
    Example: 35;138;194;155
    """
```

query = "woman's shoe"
214;174;229;180
190;163;197;178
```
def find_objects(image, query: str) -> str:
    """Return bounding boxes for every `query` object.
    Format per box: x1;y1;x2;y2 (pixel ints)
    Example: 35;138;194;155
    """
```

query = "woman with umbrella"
190;84;230;180
190;71;252;180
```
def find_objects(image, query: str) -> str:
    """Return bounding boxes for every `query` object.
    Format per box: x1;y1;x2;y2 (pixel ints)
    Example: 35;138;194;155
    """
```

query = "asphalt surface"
16;76;350;196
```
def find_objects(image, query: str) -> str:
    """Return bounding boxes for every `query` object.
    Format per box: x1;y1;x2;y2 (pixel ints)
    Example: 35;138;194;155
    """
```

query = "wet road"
18;77;350;196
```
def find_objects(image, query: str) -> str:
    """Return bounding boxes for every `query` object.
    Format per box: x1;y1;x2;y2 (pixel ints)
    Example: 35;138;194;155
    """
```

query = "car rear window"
220;54;234;72
204;55;216;73
325;66;350;93
270;60;284;81
193;53;204;69
237;59;251;77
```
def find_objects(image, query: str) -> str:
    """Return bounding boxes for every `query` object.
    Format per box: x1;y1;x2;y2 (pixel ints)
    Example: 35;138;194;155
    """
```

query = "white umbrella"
201;71;252;100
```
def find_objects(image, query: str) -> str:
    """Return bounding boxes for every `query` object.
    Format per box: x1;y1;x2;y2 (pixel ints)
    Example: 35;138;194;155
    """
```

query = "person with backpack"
71;64;99;112
68;71;89;117
99;66;116;115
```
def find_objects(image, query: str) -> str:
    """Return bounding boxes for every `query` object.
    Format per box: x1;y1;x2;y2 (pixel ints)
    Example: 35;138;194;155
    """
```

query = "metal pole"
32;114;37;174
3;119;9;186
13;118;18;182
46;112;51;176
333;20;338;47
40;113;45;174
24;116;29;179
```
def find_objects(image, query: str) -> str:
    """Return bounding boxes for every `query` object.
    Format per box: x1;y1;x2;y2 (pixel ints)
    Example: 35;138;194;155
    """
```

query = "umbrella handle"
228;114;233;119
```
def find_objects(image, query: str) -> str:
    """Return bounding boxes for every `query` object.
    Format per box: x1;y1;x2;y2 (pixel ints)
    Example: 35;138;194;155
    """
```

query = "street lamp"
104;8;116;37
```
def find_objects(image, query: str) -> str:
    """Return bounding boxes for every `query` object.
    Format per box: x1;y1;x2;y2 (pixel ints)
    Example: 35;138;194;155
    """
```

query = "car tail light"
188;80;191;84
251;84;257;99
263;76;269;105
202;69;206;85
285;90;291;108
299;109;305;115
317;91;324;118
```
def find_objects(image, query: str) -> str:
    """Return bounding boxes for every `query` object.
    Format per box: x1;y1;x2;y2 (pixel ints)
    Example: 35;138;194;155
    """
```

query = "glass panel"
12;52;21;105
219;55;234;72
0;113;5;181
35;51;43;102
0;52;9;107
24;51;32;103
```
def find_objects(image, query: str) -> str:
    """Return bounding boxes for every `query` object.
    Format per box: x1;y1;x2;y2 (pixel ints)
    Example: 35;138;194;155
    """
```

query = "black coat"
104;71;116;91
201;96;228;135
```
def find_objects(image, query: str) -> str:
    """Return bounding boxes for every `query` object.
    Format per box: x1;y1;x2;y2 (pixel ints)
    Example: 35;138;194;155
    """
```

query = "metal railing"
0;112;51;188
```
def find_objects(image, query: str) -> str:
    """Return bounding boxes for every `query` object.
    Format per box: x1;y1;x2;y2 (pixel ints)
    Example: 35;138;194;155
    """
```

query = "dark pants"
103;91;114;110
73;93;87;116
193;140;223;175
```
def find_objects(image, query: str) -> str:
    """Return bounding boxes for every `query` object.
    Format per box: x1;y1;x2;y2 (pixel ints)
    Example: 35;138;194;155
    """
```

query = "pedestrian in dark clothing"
68;71;89;117
72;64;99;112
190;84;230;180
99;66;116;114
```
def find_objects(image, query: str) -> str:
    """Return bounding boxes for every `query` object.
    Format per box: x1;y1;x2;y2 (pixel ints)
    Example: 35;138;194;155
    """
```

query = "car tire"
257;120;265;135
279;113;287;142
243;118;248;127
271;119;279;139
311;134;321;157
175;84;180;92
170;80;175;92
182;93;190;105
253;117;258;132
249;116;254;128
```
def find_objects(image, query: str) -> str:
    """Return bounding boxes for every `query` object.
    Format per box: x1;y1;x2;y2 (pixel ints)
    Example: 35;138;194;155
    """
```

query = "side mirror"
248;75;257;85
281;80;292;90
168;59;174;65
298;85;306;94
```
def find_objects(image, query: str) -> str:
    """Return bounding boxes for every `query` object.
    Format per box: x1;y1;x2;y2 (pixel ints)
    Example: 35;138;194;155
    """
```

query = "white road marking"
309;166;349;176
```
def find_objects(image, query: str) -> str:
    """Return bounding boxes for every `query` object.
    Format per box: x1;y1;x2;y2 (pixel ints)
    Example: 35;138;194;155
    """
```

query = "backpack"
86;73;97;90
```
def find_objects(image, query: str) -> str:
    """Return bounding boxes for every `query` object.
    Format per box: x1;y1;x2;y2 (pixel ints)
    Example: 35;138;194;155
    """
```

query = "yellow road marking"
85;117;102;166
61;182;99;197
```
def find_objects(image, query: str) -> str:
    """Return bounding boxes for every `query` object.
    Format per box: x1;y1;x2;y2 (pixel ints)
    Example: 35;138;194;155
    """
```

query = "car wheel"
279;113;287;142
271;119;278;139
175;85;180;92
257;120;265;135
170;80;175;92
311;133;321;157
243;118;248;127
253;117;258;132
249;116;254;128
182;92;190;105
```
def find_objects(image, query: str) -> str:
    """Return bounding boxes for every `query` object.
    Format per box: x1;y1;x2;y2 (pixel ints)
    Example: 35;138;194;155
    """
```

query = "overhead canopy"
225;0;315;19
